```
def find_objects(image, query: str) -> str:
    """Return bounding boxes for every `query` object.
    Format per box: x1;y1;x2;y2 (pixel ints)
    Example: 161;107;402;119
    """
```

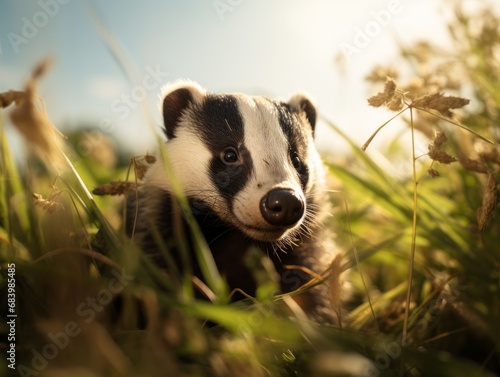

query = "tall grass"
1;4;499;377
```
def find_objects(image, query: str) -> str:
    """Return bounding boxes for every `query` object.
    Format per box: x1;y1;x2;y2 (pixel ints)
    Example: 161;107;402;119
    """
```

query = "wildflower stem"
413;106;494;145
403;106;418;347
361;107;408;151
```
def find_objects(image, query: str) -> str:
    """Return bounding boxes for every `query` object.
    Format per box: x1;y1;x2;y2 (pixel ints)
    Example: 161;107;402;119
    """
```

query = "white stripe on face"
231;95;306;239
145;125;219;207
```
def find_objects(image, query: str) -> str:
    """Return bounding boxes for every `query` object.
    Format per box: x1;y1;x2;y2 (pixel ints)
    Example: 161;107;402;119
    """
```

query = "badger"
126;81;343;324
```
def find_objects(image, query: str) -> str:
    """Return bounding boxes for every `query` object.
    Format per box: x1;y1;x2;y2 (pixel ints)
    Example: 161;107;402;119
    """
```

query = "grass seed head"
428;132;457;164
5;58;65;171
479;146;500;166
413;92;470;118
365;66;400;83
476;174;499;231
131;154;155;180
33;193;60;213
433;131;448;148
144;153;157;164
367;77;398;108
427;168;440;178
0;90;25;108
92;181;137;196
134;161;149;180
457;153;489;174
387;96;404;111
428;150;457;164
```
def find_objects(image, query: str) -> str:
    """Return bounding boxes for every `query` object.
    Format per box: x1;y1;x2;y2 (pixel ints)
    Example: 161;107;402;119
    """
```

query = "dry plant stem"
417;326;469;346
361;107;408;151
120;157;139;240
53;177;93;251
192;275;218;302
413;106;494;145
403;106;418;347
34;247;122;270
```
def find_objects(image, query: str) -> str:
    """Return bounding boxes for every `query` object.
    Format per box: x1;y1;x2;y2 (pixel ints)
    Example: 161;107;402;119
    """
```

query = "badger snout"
260;188;305;227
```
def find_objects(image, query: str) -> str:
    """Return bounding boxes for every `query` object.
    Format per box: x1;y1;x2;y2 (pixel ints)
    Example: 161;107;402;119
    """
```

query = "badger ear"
288;94;317;136
161;80;206;139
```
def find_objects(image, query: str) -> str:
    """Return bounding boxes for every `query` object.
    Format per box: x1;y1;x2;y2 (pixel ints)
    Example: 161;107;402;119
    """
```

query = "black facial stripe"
195;94;244;146
296;159;310;190
209;144;253;202
193;94;253;206
274;102;310;190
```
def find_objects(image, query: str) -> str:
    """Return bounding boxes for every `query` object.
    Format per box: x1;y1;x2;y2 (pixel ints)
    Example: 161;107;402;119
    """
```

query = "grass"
1;4;500;377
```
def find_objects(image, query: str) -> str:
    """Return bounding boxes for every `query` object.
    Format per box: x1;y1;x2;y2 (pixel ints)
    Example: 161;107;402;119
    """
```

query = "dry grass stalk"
476;174;499;231
92;181;137;196
1;58;65;171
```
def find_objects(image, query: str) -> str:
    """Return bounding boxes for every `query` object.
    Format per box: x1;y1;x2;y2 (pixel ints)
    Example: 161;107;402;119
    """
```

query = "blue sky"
0;0;491;157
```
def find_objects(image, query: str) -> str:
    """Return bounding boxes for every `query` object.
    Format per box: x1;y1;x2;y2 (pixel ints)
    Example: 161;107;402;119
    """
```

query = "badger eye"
291;153;302;170
221;147;239;164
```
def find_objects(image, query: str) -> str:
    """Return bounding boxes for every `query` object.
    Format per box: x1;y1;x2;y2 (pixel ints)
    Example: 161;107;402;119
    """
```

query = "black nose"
260;189;305;227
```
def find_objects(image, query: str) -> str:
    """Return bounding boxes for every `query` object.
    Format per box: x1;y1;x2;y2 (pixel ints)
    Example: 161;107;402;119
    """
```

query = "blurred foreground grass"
1;5;499;377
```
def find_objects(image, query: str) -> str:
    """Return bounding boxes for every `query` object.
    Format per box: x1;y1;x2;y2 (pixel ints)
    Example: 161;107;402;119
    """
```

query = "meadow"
1;5;499;377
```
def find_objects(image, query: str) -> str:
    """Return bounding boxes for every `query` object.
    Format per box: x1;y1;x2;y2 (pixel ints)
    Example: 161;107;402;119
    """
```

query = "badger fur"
126;81;343;324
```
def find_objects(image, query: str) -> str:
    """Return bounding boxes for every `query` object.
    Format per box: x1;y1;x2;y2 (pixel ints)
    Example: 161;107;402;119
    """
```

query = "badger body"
127;81;343;324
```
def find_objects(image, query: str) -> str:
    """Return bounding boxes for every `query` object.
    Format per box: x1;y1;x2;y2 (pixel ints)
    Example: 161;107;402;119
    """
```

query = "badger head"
146;80;325;245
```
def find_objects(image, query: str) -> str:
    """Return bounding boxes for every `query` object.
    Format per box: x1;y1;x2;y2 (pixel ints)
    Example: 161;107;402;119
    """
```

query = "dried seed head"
130;155;155;180
367;92;388;108
457;153;489;174
387;96;404;111
0;90;25;108
476;174;499;231
433;131;448;148
366;66;400;83
5;58;65;171
402;78;425;101
479;146;500;166
410;41;434;63
427;168;440;178
428;132;456;164
413;92;470;118
32;57;53;79
428;150;457;164
134;162;149;180
92;181;137;196
367;77;398;108
144;154;156;164
33;193;60;213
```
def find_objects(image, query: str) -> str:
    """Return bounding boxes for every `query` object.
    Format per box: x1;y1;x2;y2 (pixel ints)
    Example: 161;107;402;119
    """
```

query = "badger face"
146;81;324;244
